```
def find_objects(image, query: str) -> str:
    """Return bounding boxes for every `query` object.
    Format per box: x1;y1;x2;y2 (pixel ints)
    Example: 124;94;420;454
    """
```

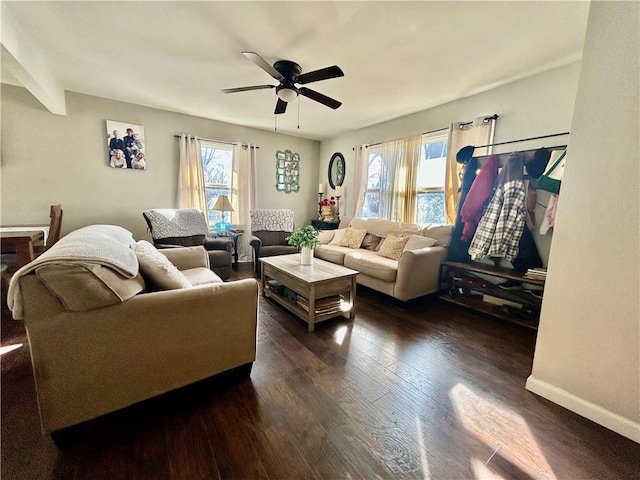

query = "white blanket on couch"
8;225;139;319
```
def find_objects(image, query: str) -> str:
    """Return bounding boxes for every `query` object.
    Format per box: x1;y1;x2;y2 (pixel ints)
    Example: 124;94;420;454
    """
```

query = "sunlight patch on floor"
449;383;556;479
470;457;507;480
334;325;348;345
415;417;431;479
0;343;22;356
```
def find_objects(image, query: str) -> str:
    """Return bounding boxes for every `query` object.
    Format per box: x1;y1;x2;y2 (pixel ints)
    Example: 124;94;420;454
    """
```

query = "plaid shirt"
468;179;526;260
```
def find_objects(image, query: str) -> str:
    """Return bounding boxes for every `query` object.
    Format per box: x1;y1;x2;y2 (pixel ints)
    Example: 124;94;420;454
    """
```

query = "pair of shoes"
498;279;522;290
524;289;543;300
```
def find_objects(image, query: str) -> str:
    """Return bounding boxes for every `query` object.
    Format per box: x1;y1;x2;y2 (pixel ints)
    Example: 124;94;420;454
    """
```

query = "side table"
311;220;340;230
210;229;243;268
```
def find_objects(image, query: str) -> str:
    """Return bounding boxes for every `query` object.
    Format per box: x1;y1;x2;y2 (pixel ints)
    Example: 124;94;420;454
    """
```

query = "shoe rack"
438;260;545;330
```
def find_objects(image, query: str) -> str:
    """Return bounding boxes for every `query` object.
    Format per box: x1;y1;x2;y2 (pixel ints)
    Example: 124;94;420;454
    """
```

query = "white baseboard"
526;375;640;444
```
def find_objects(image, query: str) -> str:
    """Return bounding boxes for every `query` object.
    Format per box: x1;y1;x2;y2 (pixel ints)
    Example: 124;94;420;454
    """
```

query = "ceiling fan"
222;51;344;114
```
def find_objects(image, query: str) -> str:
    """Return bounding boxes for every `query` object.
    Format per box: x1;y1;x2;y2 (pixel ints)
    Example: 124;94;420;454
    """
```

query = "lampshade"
212;195;234;212
276;86;298;103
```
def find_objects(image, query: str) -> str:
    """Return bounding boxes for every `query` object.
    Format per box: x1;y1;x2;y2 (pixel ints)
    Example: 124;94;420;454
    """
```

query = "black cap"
456;145;475;164
527;148;551;178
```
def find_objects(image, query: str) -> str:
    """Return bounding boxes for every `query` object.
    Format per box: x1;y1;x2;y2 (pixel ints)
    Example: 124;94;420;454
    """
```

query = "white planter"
301;246;314;265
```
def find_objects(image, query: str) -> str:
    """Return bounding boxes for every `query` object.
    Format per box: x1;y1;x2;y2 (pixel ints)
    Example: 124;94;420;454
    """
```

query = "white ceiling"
1;1;590;141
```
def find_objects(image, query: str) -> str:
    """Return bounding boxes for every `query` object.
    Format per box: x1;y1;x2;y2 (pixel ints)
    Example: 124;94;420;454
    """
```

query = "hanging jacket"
511;224;543;273
460;155;499;241
446;157;478;263
468;153;527;261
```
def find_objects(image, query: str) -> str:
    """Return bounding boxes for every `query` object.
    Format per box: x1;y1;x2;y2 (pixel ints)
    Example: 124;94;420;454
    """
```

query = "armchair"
143;208;233;279
249;209;298;273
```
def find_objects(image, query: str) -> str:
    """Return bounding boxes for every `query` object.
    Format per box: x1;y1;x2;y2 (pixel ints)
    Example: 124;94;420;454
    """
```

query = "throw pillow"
318;230;335;244
339;228;367;249
132;240;191;290
377;234;410;260
328;228;347;245
361;233;382;251
403;235;438;252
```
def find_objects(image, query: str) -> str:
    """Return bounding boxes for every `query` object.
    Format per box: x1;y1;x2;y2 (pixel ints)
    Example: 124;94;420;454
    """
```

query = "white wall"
319;62;582;264
0;86;320;240
526;2;639;442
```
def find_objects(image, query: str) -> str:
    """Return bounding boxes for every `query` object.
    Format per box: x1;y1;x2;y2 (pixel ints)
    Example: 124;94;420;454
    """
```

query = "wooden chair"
43;205;63;250
1;205;63;270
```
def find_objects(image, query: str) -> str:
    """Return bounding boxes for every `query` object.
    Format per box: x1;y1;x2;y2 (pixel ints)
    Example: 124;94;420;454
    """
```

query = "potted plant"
286;225;320;265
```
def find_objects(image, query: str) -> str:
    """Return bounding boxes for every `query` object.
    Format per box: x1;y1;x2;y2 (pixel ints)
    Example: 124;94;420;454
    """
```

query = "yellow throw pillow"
377;234;410;260
339;228;367;249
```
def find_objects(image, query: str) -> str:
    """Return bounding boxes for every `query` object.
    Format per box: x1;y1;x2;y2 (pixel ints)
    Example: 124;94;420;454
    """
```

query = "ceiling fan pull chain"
297;96;300;129
274;114;277;132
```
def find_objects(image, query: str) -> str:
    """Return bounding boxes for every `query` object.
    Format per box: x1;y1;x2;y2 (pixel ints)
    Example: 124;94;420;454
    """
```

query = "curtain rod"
173;135;259;149
353;114;499;150
473;144;567;163
474;131;569;149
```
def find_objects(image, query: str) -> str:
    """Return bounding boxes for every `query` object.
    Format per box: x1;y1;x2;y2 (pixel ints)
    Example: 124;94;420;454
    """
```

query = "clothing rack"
352;114;500;150
173;135;259;149
474;144;567;166
474;131;569;150
467;131;570;166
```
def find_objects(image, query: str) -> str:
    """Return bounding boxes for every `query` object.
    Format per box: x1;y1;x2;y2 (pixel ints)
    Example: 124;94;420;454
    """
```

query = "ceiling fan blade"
221;85;275;94
299;87;342;109
242;51;285;82
296;65;344;85
274;98;288;115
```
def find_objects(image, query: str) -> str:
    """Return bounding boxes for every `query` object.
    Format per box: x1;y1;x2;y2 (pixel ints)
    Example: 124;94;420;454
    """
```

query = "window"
362;147;382;218
416;132;448;224
361;132;448;223
201;141;233;225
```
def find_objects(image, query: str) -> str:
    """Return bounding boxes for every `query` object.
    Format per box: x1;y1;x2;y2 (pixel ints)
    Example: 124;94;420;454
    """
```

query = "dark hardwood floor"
2;263;639;479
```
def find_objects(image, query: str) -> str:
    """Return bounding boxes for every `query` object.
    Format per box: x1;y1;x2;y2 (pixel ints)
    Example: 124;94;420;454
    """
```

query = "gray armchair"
143;208;233;279
249;209;298;273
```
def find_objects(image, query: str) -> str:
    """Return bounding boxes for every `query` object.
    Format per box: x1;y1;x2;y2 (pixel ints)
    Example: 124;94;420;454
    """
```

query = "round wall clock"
328;152;345;189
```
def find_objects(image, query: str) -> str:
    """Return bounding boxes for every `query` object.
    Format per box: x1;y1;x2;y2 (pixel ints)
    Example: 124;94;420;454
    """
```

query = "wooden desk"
0;230;45;268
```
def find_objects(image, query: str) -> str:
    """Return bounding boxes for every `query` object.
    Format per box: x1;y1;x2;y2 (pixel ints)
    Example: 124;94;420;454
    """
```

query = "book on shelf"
266;280;284;295
525;268;547;280
297;295;341;308
296;294;343;314
482;294;523;310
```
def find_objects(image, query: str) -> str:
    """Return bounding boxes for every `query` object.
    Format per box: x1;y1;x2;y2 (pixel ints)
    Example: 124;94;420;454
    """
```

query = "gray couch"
314;216;453;301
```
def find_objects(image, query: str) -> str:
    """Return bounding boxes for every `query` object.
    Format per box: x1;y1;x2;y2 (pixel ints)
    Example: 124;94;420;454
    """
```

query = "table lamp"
212;195;234;231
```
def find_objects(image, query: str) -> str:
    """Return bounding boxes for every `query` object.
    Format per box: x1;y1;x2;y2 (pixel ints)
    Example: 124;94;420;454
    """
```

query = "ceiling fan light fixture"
276;86;298;103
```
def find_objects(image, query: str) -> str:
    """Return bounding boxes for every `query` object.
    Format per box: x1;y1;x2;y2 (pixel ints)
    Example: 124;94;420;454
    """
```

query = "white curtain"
177;134;207;211
353;144;370;217
379;135;422;223
233;143;258;262
444;116;496;224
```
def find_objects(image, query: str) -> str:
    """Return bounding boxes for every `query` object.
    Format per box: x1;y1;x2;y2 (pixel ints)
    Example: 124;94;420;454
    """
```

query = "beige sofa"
314;216;452;301
8;225;258;435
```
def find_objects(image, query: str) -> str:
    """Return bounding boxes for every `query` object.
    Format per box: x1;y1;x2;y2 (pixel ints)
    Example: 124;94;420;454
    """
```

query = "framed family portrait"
106;120;147;170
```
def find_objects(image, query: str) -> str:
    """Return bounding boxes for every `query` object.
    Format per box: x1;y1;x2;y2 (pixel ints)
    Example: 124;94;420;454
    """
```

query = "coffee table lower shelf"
263;287;352;328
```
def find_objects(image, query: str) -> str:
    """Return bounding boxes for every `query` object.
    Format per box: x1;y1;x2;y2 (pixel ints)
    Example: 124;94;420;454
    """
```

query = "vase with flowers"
286;225;321;265
318;196;336;221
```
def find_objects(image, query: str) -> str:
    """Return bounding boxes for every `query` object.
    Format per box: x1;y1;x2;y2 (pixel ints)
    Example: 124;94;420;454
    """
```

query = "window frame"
362;145;383;218
416;131;448;225
200;140;234;226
